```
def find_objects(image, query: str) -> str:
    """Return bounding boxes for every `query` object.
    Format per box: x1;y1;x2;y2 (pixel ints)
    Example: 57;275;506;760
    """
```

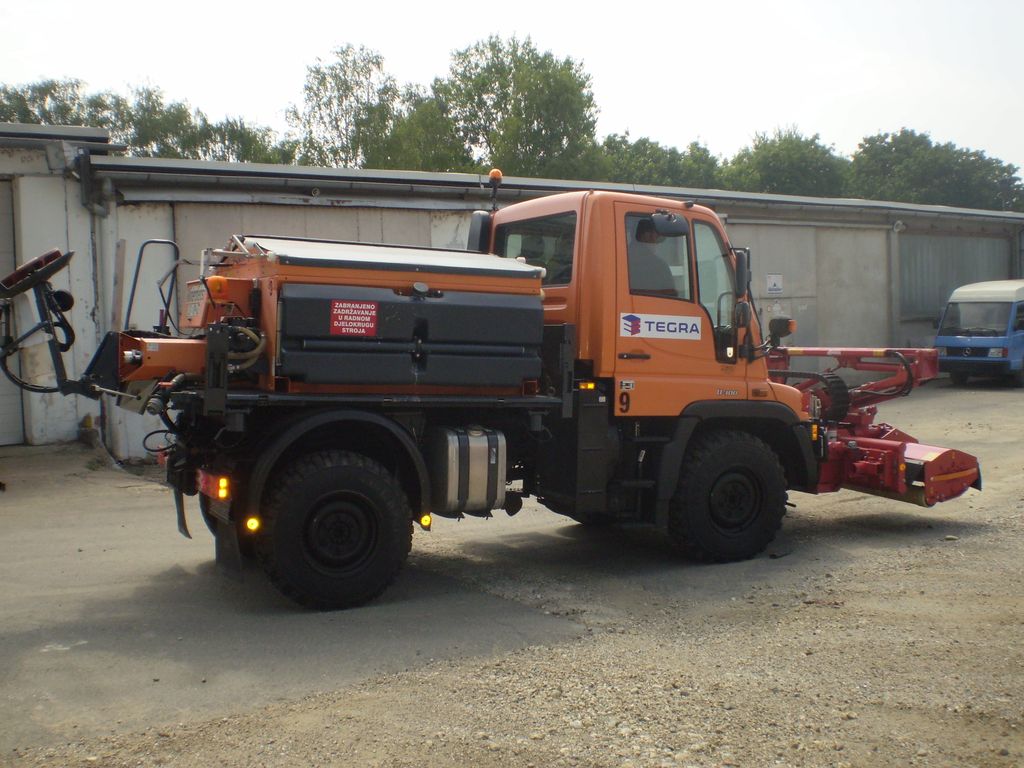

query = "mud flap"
214;518;244;581
174;488;191;539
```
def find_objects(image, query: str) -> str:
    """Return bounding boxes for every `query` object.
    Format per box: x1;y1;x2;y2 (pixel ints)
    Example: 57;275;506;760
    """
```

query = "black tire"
669;430;786;562
950;372;969;386
1010;369;1024;388
256;451;413;609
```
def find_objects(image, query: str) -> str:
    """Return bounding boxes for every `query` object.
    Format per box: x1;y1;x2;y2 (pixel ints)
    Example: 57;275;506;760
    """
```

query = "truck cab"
489;190;805;418
935;280;1024;386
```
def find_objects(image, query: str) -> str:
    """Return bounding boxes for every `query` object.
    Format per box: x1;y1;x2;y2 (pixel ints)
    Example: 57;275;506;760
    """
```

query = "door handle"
618;352;651;360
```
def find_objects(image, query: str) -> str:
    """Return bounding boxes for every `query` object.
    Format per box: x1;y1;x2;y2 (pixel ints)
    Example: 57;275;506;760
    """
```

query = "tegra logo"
619;313;702;340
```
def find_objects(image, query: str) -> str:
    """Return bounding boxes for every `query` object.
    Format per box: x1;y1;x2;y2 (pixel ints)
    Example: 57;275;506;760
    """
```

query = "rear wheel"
256;451;412;609
950;372;969;386
669;430;786;561
1011;369;1024;388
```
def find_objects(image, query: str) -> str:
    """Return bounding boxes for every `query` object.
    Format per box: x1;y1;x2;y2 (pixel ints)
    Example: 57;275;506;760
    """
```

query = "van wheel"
257;451;412;609
1011;369;1024;388
950;372;969;386
669;431;786;562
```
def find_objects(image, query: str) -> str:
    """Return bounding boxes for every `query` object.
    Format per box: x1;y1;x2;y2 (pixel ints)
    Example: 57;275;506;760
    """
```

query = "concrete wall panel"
728;224;818;304
106;204;176;459
173;203;244;269
304;207;359;241
816;229;889;346
382;210;431;246
0;181;23;445
356;209;384;243
728;224;820;350
240;204;306;238
431;212;473;250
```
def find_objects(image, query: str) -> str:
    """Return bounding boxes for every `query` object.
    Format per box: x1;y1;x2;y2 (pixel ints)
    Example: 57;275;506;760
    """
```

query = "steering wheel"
0;249;73;301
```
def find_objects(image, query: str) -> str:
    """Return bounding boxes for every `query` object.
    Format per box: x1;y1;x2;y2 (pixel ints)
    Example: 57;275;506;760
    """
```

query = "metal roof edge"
76;155;1024;225
0;122;110;142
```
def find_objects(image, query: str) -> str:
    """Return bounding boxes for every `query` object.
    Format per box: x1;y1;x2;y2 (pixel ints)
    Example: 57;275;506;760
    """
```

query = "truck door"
613;203;745;417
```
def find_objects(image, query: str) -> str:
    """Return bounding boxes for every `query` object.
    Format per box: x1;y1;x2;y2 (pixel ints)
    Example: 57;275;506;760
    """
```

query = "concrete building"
2;124;1022;455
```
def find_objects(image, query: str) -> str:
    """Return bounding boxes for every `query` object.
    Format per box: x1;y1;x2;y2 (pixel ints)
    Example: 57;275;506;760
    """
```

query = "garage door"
900;233;1011;320
0;180;24;445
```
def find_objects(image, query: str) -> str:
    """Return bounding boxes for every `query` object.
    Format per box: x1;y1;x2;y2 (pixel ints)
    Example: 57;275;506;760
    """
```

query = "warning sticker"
330;300;379;336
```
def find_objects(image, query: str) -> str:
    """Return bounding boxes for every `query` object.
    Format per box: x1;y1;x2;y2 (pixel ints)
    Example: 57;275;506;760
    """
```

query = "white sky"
1;0;1021;171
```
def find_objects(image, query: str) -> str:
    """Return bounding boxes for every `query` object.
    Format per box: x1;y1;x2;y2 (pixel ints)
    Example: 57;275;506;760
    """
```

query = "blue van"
935;280;1024;387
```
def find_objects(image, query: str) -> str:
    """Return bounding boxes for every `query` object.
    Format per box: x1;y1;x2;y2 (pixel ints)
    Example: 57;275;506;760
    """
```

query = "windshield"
939;302;1011;336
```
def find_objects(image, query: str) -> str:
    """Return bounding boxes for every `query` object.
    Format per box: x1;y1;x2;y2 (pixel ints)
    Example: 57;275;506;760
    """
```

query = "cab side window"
694;221;734;325
1015;303;1024;332
494;212;577;286
625;214;691;300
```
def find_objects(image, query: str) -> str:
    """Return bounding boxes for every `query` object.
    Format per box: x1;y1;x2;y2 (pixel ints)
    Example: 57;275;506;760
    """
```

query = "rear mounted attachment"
0;249;88;396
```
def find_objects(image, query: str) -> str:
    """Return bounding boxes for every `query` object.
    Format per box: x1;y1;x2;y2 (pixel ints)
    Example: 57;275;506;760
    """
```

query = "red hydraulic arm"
766;346;980;507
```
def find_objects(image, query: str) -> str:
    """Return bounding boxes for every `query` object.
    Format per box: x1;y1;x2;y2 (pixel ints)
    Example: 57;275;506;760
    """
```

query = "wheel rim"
303;491;379;574
708;470;761;534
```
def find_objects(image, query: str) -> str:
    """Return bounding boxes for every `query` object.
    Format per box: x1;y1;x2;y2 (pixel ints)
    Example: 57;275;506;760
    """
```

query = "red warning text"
330;300;378;337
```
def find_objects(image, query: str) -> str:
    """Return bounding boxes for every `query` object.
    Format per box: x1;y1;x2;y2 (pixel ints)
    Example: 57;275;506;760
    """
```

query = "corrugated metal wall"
900;234;1011;319
0;180;25;445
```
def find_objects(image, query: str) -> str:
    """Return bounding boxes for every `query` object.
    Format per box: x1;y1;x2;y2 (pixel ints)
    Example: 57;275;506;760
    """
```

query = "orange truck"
0;174;981;608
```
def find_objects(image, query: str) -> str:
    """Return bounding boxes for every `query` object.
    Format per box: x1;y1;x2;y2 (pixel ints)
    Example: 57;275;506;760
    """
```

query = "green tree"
435;36;603;179
0;78;294;163
723;128;850;197
362;88;477;172
849;129;1022;211
601;134;721;188
287;45;399;167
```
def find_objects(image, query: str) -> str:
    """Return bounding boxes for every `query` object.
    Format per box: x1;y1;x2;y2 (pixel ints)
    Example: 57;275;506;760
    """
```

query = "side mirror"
768;316;796;347
650;211;688;237
467;210;493;253
733;248;750;298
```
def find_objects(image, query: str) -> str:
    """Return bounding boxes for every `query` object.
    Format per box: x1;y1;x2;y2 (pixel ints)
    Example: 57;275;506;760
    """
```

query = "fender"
653;400;815;528
243;409;431;521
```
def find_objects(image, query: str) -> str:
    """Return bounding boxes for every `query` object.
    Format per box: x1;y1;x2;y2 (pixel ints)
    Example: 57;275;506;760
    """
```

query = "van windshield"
939;302;1011;336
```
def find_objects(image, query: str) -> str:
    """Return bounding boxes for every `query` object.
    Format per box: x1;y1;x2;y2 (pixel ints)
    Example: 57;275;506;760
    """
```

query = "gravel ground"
4;381;1023;768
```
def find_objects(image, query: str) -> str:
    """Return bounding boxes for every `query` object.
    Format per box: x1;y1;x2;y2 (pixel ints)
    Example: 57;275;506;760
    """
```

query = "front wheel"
669;430;786;562
256;451;412;609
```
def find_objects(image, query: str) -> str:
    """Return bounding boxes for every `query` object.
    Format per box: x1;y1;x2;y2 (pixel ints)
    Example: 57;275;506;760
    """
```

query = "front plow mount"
768;346;981;507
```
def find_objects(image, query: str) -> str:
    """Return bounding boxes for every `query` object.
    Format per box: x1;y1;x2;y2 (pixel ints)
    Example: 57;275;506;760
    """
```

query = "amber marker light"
578;381;596;390
419;514;432;530
245;517;261;532
217;476;229;500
